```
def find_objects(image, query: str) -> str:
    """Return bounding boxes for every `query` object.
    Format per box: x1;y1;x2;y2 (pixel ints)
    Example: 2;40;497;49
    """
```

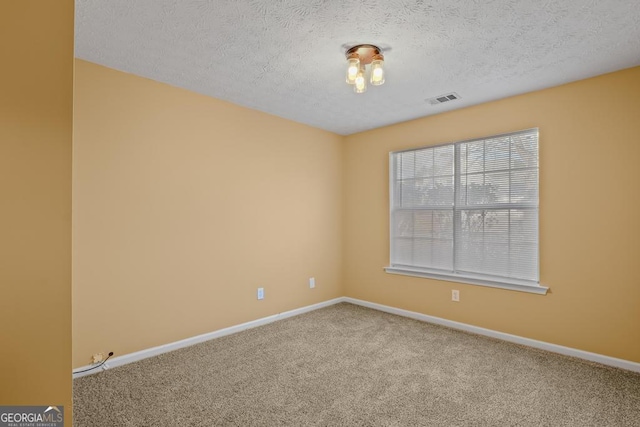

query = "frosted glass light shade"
370;58;385;85
346;57;360;84
354;68;367;93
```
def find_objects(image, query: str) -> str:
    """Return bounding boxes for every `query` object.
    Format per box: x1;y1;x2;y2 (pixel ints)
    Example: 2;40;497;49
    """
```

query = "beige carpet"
74;303;640;426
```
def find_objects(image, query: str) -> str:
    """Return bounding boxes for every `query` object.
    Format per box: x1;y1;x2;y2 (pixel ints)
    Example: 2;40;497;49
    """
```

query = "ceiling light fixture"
345;44;385;94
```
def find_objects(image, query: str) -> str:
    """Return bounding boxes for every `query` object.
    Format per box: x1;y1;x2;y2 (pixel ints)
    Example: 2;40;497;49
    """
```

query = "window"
385;129;547;294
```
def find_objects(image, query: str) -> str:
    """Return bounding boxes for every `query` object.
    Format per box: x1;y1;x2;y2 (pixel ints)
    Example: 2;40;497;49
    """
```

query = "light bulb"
354;67;367;93
370;55;385;86
346;56;360;85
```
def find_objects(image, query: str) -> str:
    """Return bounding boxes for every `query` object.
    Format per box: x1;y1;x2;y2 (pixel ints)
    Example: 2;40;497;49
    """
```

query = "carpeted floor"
74;303;640;426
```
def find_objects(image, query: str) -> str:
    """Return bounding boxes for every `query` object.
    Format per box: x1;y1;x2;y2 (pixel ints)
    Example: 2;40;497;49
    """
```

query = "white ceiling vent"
427;92;461;105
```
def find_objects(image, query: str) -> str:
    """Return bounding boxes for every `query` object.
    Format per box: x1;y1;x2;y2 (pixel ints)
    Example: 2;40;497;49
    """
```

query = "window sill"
384;266;549;295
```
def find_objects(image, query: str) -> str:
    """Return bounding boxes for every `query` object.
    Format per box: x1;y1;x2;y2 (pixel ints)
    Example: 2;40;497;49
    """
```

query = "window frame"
385;129;548;295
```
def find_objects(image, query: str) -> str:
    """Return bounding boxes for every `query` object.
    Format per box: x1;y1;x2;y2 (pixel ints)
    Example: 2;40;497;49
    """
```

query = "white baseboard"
73;297;347;378
73;296;640;378
344;297;640;373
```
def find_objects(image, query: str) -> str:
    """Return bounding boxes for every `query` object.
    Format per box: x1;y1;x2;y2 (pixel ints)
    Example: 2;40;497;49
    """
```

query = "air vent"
427;92;461;105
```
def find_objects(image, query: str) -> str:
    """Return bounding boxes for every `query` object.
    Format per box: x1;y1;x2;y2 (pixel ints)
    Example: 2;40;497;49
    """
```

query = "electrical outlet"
92;353;104;364
309;277;315;289
257;287;264;300
452;290;460;302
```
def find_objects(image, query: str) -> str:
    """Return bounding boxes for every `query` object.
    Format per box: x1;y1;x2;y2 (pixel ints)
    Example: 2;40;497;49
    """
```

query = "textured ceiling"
75;0;640;135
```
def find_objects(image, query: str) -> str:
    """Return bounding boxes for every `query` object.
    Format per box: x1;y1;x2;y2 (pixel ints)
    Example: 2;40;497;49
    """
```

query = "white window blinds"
389;129;541;292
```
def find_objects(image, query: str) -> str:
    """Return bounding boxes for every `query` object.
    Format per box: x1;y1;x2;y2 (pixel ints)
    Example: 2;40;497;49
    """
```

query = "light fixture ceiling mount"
345;44;385;94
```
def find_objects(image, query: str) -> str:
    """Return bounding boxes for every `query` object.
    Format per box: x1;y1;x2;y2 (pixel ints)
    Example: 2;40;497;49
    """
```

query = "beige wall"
0;0;74;420
344;67;640;363
72;60;344;367
73;59;639;368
